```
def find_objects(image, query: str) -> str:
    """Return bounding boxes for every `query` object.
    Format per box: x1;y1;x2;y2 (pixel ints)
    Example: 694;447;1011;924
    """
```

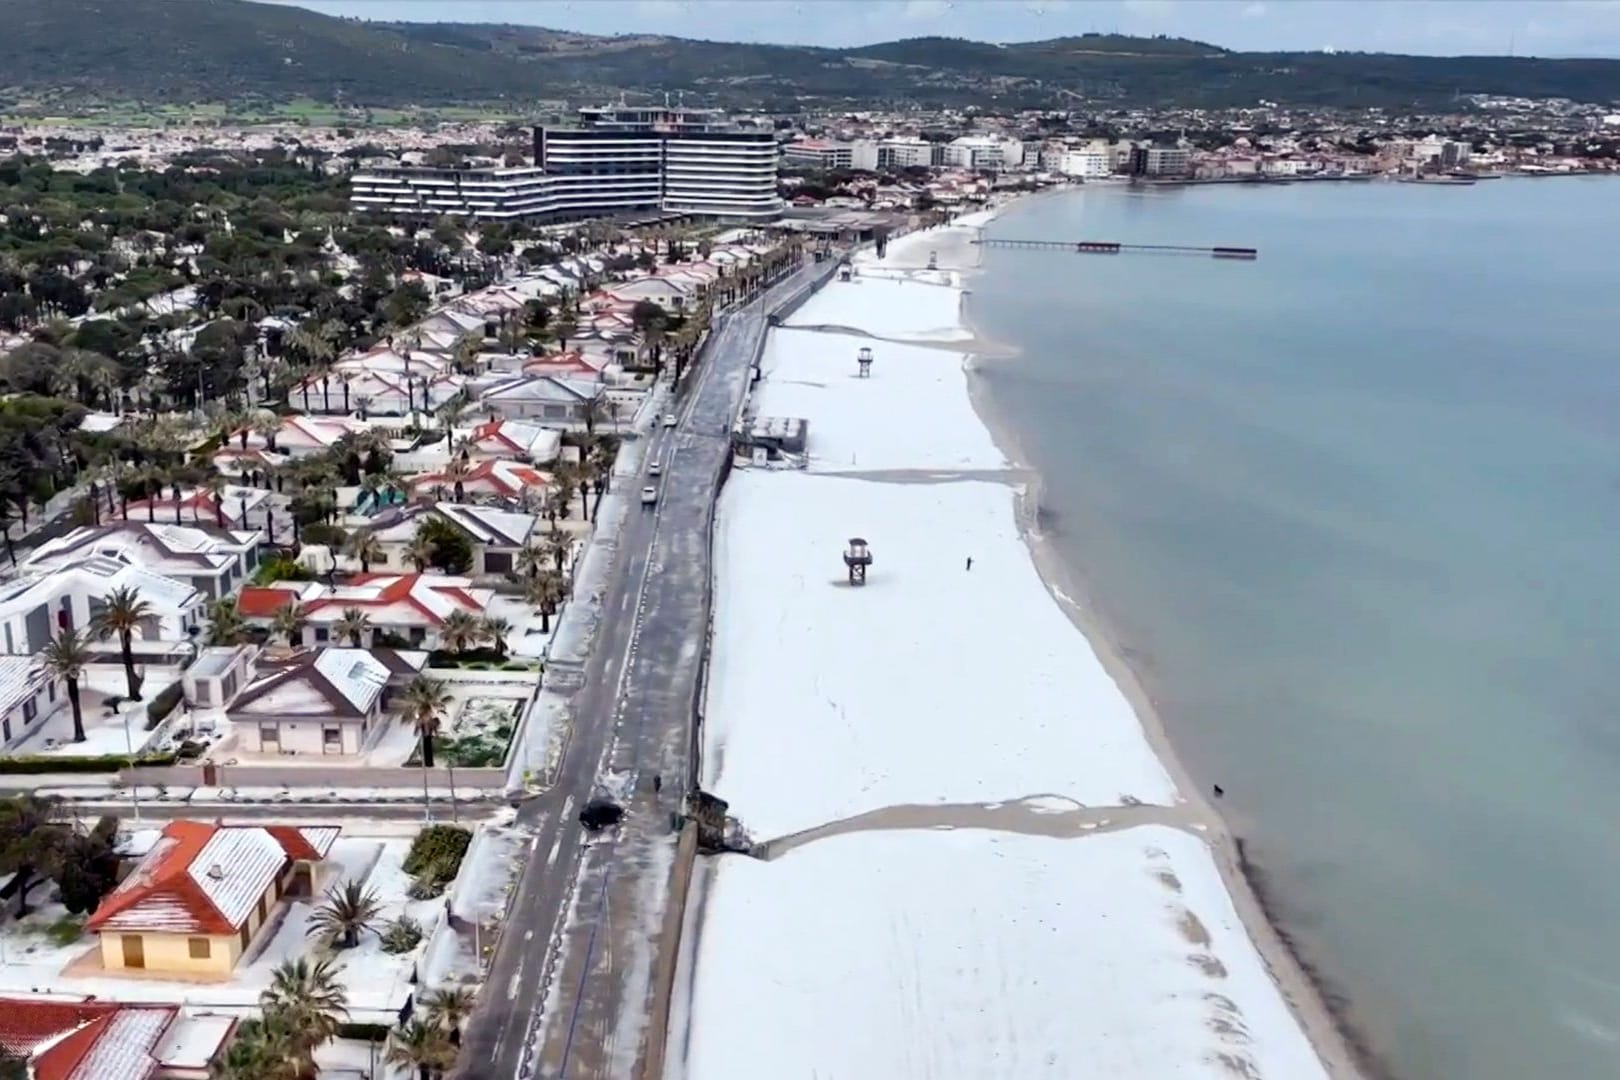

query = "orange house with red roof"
86;821;337;976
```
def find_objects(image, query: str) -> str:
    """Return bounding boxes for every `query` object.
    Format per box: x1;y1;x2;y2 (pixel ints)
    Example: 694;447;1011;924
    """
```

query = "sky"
267;0;1620;58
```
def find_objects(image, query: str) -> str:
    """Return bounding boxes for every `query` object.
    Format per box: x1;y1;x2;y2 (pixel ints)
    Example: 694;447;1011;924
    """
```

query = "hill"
6;0;1620;112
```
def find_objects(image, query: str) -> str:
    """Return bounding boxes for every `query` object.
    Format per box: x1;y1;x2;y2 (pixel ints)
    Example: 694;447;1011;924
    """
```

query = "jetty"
974;237;1259;259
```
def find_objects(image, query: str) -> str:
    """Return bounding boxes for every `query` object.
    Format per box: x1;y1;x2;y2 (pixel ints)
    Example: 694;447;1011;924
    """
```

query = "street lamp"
122;704;141;822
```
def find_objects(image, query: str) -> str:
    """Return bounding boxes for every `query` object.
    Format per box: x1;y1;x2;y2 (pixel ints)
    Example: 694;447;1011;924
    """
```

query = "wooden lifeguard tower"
857;346;874;378
927;250;938;270
844;537;873;585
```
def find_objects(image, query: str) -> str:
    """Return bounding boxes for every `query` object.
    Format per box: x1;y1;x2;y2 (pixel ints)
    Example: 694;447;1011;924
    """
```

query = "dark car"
579;797;625;832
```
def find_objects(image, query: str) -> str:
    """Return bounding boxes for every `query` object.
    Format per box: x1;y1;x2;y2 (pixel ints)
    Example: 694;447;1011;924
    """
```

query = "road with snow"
455;254;841;1080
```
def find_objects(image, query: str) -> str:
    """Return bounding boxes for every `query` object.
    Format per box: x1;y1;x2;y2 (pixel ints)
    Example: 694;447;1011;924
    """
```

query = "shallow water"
970;178;1620;1080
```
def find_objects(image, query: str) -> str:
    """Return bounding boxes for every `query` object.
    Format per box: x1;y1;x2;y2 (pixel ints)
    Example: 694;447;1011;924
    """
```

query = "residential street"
456;256;838;1080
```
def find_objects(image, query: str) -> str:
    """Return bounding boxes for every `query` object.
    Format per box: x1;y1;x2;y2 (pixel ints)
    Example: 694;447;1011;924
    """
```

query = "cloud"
902;0;952;20
1241;1;1268;18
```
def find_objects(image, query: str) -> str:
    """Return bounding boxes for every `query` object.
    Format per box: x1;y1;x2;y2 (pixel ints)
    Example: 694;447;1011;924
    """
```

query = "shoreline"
941;194;1366;1077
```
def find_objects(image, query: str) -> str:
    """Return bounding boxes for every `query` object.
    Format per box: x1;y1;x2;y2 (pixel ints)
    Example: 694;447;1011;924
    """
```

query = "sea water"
970;178;1620;1080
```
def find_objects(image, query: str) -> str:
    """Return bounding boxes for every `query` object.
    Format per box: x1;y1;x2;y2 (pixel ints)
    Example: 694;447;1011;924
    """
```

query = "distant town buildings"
350;105;783;222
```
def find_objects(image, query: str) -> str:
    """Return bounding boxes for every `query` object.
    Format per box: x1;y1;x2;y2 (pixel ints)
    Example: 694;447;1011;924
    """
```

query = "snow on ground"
783;276;970;343
0;836;447;1023
751;329;1004;473
704;470;1176;840
685;825;1328;1080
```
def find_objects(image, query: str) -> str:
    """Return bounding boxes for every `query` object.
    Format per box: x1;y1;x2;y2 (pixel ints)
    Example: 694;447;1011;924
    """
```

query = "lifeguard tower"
843;537;873;585
927;250;938;270
857;347;874;378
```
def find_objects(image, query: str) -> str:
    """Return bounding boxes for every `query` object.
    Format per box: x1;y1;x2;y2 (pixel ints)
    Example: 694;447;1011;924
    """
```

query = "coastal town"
0;4;1618;1078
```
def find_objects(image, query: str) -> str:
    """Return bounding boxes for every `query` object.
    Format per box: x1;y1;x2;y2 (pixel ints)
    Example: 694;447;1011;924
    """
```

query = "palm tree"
248;408;281;452
385;1019;454;1080
552;312;576;350
91;585;152;700
403;675;452;769
307;878;383;949
542;525;570;573
515;543;549;580
208;1013;300;1080
260;956;347;1076
440;610;483;654
481;616;513;657
206;597;248;646
333;607;372;647
405;534;437;573
524;571;566;634
422;985;477;1047
442;458;471;504
271;601;309;647
41;630;90;743
346;528;384;573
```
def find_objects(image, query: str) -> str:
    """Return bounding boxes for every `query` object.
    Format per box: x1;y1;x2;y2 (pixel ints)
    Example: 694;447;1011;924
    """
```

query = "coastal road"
456;256;839;1080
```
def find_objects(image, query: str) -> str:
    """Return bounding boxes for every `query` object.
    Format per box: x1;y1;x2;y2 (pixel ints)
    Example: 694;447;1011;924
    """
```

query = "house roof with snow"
86;821;338;935
124;485;269;528
237;414;364;452
0;655;48;718
237;574;492;628
0;560;203;629
479;375;604;406
24;522;256;576
228;647;427;718
521;351;605;381
369;503;538;548
458;418;563;462
333;345;450;377
409;458;549;500
0;997;228;1080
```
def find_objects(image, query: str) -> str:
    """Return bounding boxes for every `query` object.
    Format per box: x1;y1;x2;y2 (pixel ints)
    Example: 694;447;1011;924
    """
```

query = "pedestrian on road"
965;556;973;571
653;774;663;793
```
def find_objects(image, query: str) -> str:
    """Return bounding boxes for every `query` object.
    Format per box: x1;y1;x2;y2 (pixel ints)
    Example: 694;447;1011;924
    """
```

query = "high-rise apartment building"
350;106;783;222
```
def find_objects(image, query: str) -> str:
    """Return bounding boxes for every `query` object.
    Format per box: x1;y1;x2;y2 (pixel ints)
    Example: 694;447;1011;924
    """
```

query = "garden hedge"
0;752;178;774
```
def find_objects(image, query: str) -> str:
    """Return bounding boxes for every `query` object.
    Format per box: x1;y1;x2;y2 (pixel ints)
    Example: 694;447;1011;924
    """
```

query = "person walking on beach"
965;556;973;571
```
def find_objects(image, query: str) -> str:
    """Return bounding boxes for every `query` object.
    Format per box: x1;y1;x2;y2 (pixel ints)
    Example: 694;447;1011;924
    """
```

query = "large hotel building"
349;106;783;222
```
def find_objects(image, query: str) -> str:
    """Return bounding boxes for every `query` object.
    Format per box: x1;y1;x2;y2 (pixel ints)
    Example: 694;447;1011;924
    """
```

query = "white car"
649;460;662;477
662;413;677;428
640;486;658;506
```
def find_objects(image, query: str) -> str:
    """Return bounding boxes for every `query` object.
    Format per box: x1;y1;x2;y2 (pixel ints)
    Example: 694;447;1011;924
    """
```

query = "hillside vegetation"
6;0;1620;111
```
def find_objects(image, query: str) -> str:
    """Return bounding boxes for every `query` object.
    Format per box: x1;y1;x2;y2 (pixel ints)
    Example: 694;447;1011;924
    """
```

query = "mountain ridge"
5;0;1620;112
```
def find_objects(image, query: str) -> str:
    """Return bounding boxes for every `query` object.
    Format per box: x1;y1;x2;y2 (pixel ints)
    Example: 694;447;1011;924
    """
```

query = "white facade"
353;106;783;222
878;139;938;170
783;141;854;170
942;137;1004;171
1059;149;1113;179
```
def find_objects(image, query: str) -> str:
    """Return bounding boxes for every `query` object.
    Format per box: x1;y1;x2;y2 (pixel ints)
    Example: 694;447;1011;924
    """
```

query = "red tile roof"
236;586;299;618
0;999;120;1058
0;999;178;1080
86;821;336;936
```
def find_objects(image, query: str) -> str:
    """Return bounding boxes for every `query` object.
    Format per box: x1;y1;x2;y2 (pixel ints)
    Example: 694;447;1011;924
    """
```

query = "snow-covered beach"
671;207;1358;1078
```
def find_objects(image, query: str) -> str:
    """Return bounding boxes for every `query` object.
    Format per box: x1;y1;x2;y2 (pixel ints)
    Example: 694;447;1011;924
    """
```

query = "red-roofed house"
87;821;337;975
0;998;233;1080
458;419;562;463
0;997;233;1080
409;458;550;503
236;573;495;648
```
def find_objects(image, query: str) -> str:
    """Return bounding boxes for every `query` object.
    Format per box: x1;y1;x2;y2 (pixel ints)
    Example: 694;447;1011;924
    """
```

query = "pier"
974;237;1259;260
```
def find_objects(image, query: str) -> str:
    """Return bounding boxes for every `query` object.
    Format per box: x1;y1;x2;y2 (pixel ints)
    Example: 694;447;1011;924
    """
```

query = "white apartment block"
352;106;783;222
877;138;939;170
783;140;854;170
